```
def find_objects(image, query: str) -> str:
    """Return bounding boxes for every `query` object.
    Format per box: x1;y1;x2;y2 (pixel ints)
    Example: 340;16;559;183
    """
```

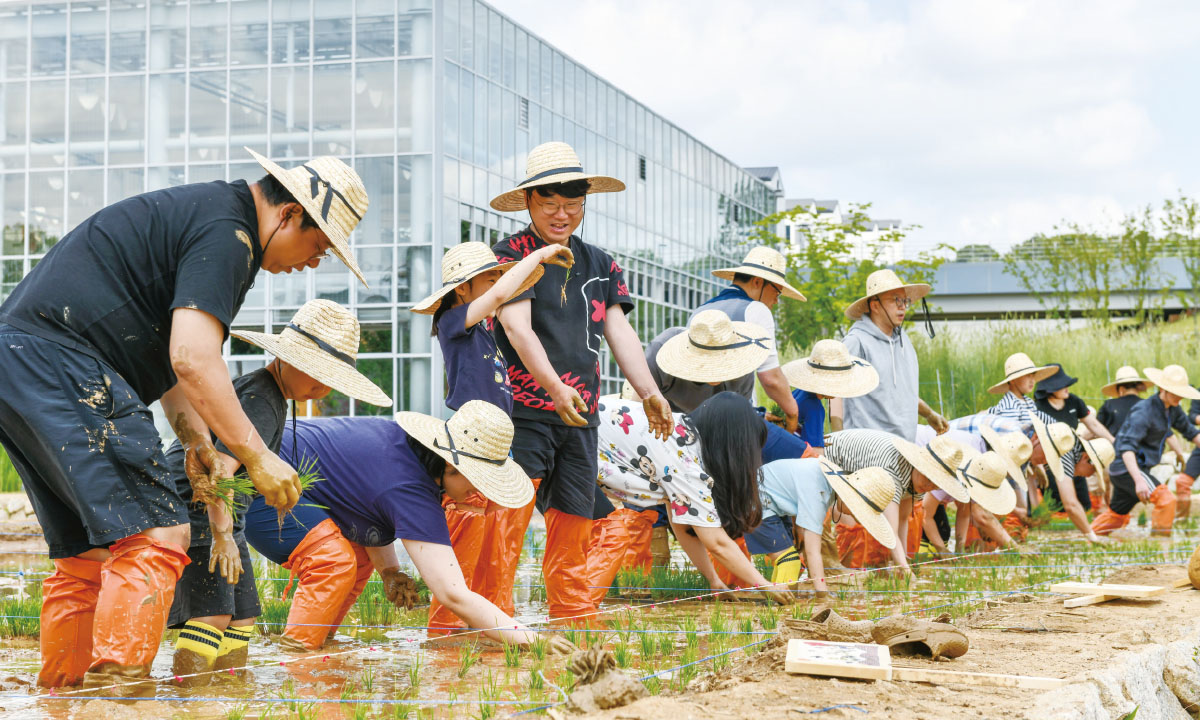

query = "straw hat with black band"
711;246;806;301
818;458;897;549
1030;416;1076;484
987;353;1058;395
412;242;544;315
891;435;972;503
655;310;772;384
1101;366;1150;398
979;424;1032;487
232;299;391;407
1078;435;1115;474
246;148;369;287
395;400;534;508
844;269;931;321
782;339;879;399
958;451;1017;515
490;141;624;212
1144;365;1200;401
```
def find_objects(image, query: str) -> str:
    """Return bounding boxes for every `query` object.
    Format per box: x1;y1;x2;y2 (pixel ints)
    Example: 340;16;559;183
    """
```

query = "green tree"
1002;234;1078;320
1161;192;1200;313
954;244;1000;262
1118;206;1170;324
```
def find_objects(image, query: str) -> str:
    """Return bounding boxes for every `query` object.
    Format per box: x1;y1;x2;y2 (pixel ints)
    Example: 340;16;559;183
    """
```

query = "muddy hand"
763;582;795;606
209;530;243;586
547;635;577;655
929;412;949;434
551;385;589;427
245;449;301;512
643;395;673;442
380;567;420;610
542;245;575;269
785;411;799;435
184;437;222;506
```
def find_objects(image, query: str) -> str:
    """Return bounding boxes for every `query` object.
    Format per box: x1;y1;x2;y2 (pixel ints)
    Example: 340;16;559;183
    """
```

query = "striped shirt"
986;392;1054;433
824;429;912;503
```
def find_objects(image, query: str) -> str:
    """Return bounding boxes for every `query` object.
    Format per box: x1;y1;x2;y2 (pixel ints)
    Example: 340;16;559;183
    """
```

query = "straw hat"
844;269;931;320
958;451;1017;516
246;148;369;287
891;435;972;502
987;353;1058;395
1101;365;1149;398
655;310;772;383
819;458;897;549
1144;365;1200;401
781;339;879;399
711;247;806;301
411;242;544;315
1030;416;1076;483
980;424;1031;486
1078;435;1115;473
232;300;391;407
395;400;533;508
490;141;625;212
619;380;640;402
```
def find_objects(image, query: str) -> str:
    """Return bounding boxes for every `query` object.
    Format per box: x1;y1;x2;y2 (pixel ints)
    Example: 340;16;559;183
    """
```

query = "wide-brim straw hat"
1101;365;1149;398
712;246;806;301
1144;365;1200;401
232;299;391;407
979;423;1031;487
1079;435;1115;473
844;269;931;320
395;400;533;508
819;457;897;549
656;310;772;383
782;339;879;399
490;141;624;212
958;451;1017;516
987;352;1058;395
246;147;369;287
412;242;543;315
1030;416;1076;484
891;435;972;503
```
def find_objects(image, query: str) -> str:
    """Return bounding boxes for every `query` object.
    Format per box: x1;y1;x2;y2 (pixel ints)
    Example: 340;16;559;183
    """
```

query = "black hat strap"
443;261;502;286
927;446;959;480
824;465;884;513
690;331;771;351
434;423;506;466
303;165;363;222
809;358;869;372
287;323;355;367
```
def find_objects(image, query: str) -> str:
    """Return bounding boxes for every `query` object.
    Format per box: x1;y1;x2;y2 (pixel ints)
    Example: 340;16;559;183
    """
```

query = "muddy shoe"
278;635;315;654
213;646;249;680
783;608;873;643
81;662;155;698
170;648;213;688
871;615;969;660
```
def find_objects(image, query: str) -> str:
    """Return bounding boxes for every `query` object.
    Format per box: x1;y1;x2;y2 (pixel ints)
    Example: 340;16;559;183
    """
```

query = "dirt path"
577;565;1197;720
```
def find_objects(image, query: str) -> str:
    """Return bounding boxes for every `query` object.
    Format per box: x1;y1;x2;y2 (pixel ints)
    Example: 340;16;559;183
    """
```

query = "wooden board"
1063;594;1117;608
784;639;891;681
1049;582;1167;599
891;667;1067;690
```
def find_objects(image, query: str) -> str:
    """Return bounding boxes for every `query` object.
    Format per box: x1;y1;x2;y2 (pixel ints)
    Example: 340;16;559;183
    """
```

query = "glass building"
0;0;776;418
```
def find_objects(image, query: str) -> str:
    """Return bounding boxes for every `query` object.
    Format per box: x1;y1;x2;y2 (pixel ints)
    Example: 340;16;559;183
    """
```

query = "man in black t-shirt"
0;149;369;689
488;141;672;621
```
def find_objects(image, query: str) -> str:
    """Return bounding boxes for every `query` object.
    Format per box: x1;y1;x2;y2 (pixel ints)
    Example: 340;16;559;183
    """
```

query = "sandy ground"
577;564;1197;720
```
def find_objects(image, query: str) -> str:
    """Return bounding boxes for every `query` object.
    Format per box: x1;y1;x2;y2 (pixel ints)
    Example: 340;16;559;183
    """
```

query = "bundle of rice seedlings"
212;456;324;520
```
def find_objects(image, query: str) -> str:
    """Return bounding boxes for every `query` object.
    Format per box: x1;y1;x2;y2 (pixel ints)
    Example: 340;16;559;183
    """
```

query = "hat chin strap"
434;424;506;467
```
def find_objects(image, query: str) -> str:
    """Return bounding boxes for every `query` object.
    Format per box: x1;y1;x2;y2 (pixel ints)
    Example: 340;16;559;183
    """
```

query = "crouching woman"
244;401;565;651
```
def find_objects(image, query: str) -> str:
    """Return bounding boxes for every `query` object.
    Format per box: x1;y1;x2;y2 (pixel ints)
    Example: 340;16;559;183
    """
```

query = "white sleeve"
743;301;780;372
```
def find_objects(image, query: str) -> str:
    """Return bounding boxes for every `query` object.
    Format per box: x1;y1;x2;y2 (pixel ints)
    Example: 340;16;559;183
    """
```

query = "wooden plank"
1063;594;1115;608
1049;582;1167;598
1170;577;1192;589
891;667;1067;690
785;639;892;681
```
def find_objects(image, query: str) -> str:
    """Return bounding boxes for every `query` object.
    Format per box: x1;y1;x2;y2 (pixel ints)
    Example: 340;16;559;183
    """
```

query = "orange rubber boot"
836;524;891;567
1090;509;1130;535
329;544;374;631
477;479;540;617
1150;484;1176;536
39;557;102;687
90;535;190;675
905;503;925;559
428;494;488;632
710;536;752;589
1175;474;1195;521
584;514;633;607
1002;513;1028;543
281;519;358;650
618;508;659;574
543;508;594;623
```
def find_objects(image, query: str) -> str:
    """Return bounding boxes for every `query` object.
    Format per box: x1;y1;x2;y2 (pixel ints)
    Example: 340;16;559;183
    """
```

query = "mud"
170;648;212;688
564;648;648;713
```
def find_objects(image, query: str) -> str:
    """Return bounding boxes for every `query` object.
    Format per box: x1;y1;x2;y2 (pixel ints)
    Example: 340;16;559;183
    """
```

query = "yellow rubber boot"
770;547;802;584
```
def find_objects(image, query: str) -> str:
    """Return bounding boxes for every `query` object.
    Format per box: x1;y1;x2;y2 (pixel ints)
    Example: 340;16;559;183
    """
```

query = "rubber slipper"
870;614;969;659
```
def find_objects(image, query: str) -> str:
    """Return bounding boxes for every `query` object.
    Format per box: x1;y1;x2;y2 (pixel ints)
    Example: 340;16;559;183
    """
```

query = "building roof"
785;198;839;214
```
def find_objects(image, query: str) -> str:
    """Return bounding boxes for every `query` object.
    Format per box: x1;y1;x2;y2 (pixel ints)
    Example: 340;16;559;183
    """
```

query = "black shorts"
1109;469;1157;516
1185;449;1200;481
1046;474;1092;513
168;534;261;627
0;326;188;559
744;515;795;555
510;419;598;518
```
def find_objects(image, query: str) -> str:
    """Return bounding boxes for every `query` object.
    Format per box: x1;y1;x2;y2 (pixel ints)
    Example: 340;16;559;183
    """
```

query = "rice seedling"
346;703;369;720
657;630;675;655
638;628;655;662
0;581;41;638
760;602;779;630
557;668;577;694
389;701;413;720
643;676;662;695
612;640;632;668
562;627;578;646
213;456;324;520
223;704;249;720
503;639;521;668
477;669;500;720
672;647;699;691
739;616;754;636
527;664;544;693
529;635;548;661
408;653;422;691
361;666;376;695
458;641;481;679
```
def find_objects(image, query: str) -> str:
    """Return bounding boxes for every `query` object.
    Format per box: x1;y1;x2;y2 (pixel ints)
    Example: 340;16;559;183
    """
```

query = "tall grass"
0;580;42;637
0;445;21;493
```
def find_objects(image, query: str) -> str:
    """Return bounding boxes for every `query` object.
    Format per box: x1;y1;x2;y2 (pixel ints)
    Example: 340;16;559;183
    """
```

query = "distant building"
744;166;784;211
779;198;904;265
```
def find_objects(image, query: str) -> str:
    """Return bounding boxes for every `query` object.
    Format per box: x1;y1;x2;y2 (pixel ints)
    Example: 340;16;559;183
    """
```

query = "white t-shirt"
742;301;780;372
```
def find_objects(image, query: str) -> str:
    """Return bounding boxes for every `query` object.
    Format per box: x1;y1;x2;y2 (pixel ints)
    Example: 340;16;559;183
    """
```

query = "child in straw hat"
1097;366;1150;437
985;352;1058;433
164;299;391;684
0;149;367;689
1092;366;1200;537
243;402;573;652
488;141;673;620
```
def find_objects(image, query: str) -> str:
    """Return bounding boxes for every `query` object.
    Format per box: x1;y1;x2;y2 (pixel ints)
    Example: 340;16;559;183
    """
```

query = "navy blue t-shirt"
0;180;261;403
436;303;513;413
762;420;811;464
280;417;452;548
792;389;827;448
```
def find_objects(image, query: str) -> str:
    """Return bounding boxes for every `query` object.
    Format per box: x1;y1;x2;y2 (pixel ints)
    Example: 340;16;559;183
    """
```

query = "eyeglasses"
873;295;914;310
533;197;585;216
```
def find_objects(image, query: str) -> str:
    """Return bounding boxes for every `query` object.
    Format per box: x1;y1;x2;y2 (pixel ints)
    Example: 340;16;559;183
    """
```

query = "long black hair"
685;392;766;539
406;435;447;484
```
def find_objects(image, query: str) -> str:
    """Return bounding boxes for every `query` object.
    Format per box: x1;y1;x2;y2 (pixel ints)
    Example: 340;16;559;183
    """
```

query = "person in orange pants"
1176;446;1200;520
428;494;490;633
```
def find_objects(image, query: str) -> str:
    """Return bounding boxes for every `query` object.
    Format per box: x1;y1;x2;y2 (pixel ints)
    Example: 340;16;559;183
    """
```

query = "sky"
492;0;1200;259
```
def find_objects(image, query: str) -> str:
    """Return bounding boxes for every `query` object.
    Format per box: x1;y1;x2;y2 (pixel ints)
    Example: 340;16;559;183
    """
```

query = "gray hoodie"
841;316;919;441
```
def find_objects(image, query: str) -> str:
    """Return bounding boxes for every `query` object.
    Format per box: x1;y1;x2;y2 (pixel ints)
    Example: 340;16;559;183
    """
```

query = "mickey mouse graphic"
670;500;699;518
672;418;698;447
633;446;660;492
609;404;634;435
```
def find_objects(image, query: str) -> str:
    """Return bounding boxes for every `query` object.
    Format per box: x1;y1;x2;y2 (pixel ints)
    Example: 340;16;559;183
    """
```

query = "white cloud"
493;0;1200;256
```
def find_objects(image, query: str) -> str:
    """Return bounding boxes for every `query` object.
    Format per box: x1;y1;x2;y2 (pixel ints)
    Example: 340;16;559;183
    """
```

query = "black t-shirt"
1035;392;1090;429
166;367;286;540
1096;395;1141;436
492;227;633;426
0;180;262;403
